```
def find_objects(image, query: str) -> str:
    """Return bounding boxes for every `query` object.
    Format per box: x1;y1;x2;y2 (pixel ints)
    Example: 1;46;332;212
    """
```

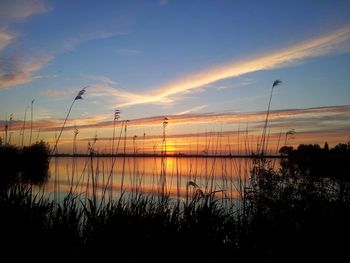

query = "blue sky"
1;0;350;151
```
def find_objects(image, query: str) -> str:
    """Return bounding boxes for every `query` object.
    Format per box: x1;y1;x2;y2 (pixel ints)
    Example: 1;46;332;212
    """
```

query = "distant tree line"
279;142;350;181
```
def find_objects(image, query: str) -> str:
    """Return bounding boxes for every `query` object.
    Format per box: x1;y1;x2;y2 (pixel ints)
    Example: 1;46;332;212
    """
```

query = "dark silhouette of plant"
120;120;129;192
21;141;50;185
29;99;34;145
284;128;296;146
52;87;87;154
0;143;20;189
244;158;350;262
259;80;282;155
0;141;50;188
280;142;350;181
21;105;29;147
8;114;13;144
160;117;168;198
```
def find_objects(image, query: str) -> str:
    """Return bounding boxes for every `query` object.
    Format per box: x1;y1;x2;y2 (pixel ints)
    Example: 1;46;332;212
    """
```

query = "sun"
164;140;177;154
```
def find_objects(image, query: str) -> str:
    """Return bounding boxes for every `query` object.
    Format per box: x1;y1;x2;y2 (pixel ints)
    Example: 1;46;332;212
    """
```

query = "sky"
0;0;350;154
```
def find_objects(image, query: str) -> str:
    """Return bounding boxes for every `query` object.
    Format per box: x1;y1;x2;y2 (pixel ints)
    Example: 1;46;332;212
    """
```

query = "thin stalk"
121;120;129;193
21;106;29;147
52;87;86;155
260;80;282;155
29;99;34;145
52;99;75;154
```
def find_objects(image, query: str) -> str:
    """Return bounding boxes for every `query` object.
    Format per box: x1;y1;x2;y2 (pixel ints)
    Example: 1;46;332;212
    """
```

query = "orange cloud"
3;105;349;133
108;25;350;107
3;105;348;154
0;54;52;89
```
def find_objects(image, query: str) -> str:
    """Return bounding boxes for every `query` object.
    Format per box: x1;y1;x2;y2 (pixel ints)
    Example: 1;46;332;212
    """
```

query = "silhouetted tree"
324;141;329;152
21;141;50;185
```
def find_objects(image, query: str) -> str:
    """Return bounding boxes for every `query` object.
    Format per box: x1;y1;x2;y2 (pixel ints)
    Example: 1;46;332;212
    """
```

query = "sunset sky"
1;0;350;153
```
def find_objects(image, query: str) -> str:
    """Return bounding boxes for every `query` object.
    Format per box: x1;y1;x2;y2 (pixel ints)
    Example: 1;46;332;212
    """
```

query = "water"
44;156;280;201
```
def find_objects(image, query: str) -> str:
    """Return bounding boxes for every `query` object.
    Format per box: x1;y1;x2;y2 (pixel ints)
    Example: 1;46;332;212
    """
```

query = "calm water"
44;157;280;201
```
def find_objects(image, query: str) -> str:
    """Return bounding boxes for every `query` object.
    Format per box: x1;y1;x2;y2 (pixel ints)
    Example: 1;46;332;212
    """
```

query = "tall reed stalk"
21;106;29;147
109;110;120;200
120;120;129;193
7;114;13;144
284;129;296;146
259;80;282;155
52;87;87;154
69;127;79;194
102;115;124;204
160;117;168;199
52;87;86;203
29;99;34;145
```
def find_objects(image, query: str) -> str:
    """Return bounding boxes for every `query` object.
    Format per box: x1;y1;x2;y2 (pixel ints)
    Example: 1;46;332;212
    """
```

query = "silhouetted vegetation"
280;142;350;181
1;93;350;261
242;158;350;262
1;150;349;262
0;143;20;189
0;141;50;189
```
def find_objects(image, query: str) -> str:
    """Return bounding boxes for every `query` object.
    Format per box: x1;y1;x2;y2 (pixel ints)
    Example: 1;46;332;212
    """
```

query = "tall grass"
20;105;29;147
2;79;350;262
52;87;87;154
29;99;34;145
2;152;349;262
259;80;282;155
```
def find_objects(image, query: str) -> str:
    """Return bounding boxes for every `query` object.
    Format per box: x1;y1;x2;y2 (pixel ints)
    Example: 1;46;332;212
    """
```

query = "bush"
0;141;50;187
21;141;50;185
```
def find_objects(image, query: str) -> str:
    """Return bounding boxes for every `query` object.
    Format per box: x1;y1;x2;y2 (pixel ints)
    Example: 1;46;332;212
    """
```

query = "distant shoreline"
50;153;284;158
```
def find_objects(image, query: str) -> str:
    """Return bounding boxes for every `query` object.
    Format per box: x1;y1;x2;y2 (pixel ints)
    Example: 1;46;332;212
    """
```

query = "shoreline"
50;153;285;158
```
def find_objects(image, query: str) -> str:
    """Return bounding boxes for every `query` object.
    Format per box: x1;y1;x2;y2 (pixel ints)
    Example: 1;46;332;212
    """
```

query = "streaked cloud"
110;25;350;107
63;31;126;52
215;78;255;91
3;104;349;135
0;0;49;23
42;88;76;98
0;54;53;89
0;0;49;49
0;0;51;89
0;29;15;50
89;75;118;85
2;105;348;153
175;105;208;115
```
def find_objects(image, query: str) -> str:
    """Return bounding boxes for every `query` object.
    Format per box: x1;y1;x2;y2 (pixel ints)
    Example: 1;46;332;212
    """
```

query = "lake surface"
44;157;280;201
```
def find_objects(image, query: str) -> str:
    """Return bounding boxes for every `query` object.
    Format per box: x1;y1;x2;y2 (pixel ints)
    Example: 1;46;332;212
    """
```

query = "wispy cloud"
0;0;52;89
3;105;349;136
89;75;118;85
0;0;50;50
63;31;126;52
215;78;255;91
0;29;15;50
0;0;49;22
84;80;173;107
42;88;76;98
0;54;52;89
2;105;349;152
110;25;350;107
175;105;208;115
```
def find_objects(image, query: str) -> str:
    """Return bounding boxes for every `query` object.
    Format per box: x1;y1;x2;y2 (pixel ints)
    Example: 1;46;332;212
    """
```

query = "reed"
1;139;350;262
29;99;34;145
259;80;282;155
52;87;87;155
